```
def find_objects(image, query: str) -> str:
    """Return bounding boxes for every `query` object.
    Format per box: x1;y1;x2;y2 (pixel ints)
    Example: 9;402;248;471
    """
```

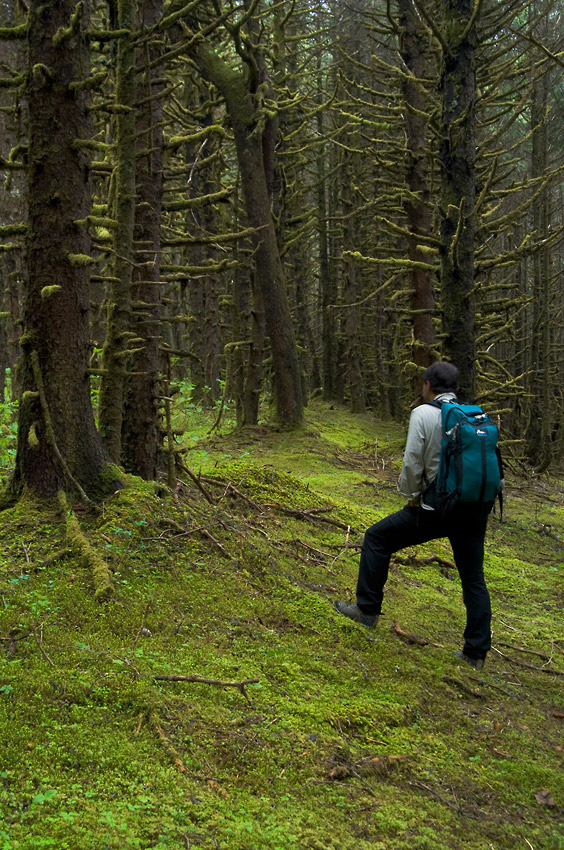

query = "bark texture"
439;0;478;401
121;0;165;479
13;0;108;498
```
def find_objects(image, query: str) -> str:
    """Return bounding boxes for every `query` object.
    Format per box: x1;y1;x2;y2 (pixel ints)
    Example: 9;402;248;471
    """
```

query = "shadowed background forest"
1;0;564;499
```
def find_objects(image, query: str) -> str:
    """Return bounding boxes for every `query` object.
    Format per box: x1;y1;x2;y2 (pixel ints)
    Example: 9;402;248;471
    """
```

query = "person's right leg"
448;506;491;660
355;506;444;614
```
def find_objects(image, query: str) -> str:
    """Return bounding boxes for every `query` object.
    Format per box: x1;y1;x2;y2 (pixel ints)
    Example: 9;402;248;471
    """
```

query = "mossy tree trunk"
98;0;136;463
341;154;365;413
0;0;26;400
12;0;109;499
438;0;479;401
191;41;304;429
525;28;553;471
243;268;265;426
185;90;223;409
317;63;338;403
397;0;436;389
121;0;165;480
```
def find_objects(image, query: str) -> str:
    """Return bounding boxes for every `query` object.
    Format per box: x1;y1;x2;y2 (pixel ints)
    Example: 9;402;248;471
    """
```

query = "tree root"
58;491;113;601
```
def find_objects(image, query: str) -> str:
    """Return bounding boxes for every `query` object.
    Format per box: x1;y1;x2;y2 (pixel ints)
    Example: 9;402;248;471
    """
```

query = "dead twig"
153;674;259;701
423;554;456;569
497;641;550;661
31;626;55;668
466;675;515;697
199;529;230;558
266;504;352;531
492;647;564;676
408;779;482;819
177;464;215;505
392;622;442;648
200;476;261;511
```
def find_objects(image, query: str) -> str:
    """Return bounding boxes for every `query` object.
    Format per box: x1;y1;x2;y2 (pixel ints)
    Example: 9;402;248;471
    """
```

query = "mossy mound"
0;402;563;849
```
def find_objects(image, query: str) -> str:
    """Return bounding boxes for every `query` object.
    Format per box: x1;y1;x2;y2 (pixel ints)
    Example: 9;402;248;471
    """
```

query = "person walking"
334;361;495;670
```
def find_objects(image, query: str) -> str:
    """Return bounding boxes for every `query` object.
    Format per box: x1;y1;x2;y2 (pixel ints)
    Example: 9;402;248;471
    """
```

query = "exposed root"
58;491;113;601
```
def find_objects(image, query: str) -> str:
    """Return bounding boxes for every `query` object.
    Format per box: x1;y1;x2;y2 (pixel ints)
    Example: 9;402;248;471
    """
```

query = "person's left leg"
448;506;492;660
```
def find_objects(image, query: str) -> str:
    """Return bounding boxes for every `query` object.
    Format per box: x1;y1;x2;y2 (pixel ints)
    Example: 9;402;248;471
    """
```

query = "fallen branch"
31;627;55;668
267;504;352;531
492;647;564;677
199;528;230;558
177;463;215;505
423;554;456;569
200;476;261;511
153;674;259;701
467;675;515;697
391;622;444;647
497;642;550;661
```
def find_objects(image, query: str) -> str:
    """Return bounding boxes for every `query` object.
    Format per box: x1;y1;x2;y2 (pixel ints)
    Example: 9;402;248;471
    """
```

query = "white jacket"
397;392;456;507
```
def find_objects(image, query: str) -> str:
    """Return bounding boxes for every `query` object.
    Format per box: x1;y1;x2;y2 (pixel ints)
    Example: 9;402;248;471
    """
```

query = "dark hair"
423;361;459;394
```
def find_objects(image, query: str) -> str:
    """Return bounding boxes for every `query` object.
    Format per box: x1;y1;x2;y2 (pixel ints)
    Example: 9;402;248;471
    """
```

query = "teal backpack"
430;400;503;514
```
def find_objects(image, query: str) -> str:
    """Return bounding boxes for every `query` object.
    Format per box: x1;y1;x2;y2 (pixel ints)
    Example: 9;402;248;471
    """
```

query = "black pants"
356;503;492;659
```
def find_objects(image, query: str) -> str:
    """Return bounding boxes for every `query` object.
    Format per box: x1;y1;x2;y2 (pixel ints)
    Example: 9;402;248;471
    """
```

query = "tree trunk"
317;72;338;402
525;38;552;471
98;0;136;462
12;0;109;499
243;269;266;426
438;0;478;401
341;156;365;413
121;0;165;480
397;0;436;389
192;43;304;428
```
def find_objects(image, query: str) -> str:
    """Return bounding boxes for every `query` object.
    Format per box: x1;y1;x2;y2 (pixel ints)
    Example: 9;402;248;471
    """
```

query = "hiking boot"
334;601;379;628
453;650;485;671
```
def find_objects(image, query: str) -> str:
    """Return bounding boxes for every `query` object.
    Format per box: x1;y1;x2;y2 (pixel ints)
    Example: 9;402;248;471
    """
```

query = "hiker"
335;361;501;671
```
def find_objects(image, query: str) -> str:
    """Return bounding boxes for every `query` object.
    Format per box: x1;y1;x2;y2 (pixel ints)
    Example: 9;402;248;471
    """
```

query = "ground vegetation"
0;401;563;849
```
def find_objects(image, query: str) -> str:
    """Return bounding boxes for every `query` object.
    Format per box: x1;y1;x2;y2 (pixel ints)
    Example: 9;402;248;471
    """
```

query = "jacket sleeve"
398;409;426;499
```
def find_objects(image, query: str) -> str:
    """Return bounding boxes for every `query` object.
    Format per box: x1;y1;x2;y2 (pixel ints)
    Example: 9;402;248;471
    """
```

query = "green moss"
57;491;113;601
0;22;27;40
67;253;97;267
0;403;563;849
40;284;62;300
21;390;39;404
27;423;39;448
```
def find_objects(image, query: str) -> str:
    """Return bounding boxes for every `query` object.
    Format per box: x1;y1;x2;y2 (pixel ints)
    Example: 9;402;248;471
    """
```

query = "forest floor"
0;399;563;850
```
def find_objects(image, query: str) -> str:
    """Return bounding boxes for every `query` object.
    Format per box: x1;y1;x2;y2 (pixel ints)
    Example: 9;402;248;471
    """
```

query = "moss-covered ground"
0;400;563;849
